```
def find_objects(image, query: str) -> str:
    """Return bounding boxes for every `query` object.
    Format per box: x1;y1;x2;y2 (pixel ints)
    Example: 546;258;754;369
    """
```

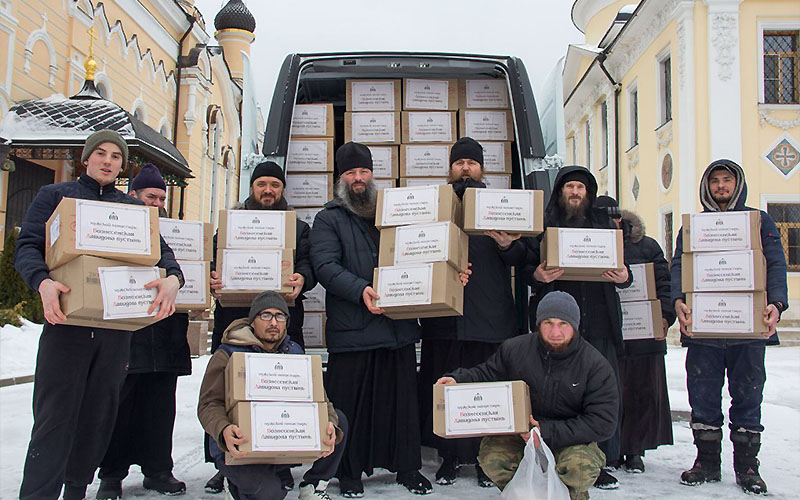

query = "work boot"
205;471;225;494
298;480;331;500
435;457;458;485
624;454;645;474
475;464;494;488
142;472;186;495
396;470;433;495
681;428;722;486
63;484;87;500
338;476;364;498
593;468;619;489
95;479;122;499
731;429;768;495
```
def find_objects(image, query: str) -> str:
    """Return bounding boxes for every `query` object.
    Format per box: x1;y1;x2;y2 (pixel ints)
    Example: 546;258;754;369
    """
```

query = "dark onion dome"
214;0;256;33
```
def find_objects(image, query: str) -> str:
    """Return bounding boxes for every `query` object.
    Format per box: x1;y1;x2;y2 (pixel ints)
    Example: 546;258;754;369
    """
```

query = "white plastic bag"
501;428;570;500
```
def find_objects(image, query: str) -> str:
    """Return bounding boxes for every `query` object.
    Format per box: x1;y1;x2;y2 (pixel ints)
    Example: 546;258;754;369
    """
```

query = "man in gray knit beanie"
535;291;580;352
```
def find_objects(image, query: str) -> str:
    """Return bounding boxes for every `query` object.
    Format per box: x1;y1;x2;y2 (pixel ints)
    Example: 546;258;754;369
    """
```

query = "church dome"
214;0;256;33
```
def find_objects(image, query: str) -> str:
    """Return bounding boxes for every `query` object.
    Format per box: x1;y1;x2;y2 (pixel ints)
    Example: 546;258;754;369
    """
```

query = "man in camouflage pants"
437;291;618;499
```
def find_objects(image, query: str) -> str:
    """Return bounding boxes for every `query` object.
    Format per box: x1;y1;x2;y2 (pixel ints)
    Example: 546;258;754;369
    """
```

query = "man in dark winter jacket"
14;130;184;500
437;291;617;500
518;165;631;489
671;159;788;495
310;142;432;497
596;196;676;474
418;137;526;487
96;164;191;499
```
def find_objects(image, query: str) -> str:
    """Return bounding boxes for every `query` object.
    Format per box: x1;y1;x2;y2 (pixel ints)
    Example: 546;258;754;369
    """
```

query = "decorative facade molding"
626;145;639;168
605;0;679;79
676;14;688;90
710;12;738;81
23;13;57;88
657;123;674;148
759;110;800;130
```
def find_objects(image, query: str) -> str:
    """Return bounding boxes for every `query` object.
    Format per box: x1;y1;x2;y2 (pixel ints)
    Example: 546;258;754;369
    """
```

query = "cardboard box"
483;174;511;190
294;207;323;229
49;255;165;330
217;210;297;249
687;292;769;338
682;250;766;293
46;198;160;270
621;300;665;341
399;177;448;188
376;184;462;229
459;109;514;142
367;145;399;178
186;319;209;356
159;219;213;261
379;222;468;270
682;211;762;253
302;312;326;347
401;111;457;143
373;178;397;190
403;78;459;110
303;283;326;311
374;261;463;319
290;103;334;137
540;228;625;281
433;381;531;439
226;401;331;465
617;263;657;302
175;260;211;311
286;138;334;172
481;141;513;173
344;111;401;145
458;79;510;109
399;143;453;177
346;79;401;111
285;174;334;207
462;188;543;236
216;249;293;307
225;352;325;410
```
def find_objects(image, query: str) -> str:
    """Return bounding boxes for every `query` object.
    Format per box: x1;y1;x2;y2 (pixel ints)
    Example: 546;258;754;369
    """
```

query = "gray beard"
336;178;378;218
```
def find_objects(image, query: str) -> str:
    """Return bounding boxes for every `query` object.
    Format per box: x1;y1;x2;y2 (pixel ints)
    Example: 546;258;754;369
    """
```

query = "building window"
767;203;800;271
658;55;672;125
628;86;638;148
663;211;673;262
567;135;577;163
96;82;108;100
600;101;609;170
584;120;591;169
764;30;799;104
133;107;144;122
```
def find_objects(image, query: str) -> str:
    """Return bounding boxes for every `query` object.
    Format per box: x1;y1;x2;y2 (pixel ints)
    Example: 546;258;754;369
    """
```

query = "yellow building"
0;0;259;236
563;0;800;324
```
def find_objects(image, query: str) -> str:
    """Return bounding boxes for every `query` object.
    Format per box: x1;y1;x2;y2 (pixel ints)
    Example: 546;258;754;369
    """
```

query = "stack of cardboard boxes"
302;283;326;348
681;212;768;338
286;103;335;211
617;263;665;340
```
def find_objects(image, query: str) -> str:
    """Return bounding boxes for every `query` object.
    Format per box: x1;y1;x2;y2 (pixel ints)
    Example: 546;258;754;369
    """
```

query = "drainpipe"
597;52;621;199
173;8;197;145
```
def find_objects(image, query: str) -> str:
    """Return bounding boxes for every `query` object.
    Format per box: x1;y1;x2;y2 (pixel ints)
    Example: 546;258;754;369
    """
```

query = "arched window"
96;82;108;99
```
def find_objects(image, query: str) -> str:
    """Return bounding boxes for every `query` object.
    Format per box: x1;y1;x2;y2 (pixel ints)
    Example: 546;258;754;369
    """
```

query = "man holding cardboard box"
437;291;617;500
311;142;433;497
198;291;345;500
14;130;184;500
670;160;788;495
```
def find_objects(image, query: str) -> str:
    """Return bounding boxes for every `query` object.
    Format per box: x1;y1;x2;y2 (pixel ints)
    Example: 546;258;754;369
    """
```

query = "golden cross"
87;26;98;59
84;26;98;81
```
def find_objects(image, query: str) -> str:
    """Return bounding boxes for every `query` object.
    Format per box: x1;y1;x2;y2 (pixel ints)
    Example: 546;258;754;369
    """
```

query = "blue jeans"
685;342;766;432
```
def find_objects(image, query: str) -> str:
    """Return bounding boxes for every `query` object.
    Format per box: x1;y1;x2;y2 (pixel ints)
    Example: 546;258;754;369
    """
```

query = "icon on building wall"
661;153;673;190
763;134;800;179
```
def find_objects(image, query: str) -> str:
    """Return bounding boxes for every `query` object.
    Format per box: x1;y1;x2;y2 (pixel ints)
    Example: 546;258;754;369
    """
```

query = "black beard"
336;179;377;218
559;194;590;223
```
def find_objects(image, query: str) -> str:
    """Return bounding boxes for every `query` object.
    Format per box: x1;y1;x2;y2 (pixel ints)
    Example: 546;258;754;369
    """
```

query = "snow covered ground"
1;324;799;499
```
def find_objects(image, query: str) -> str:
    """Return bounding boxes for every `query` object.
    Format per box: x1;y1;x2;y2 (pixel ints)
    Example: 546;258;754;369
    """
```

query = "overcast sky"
192;0;584;113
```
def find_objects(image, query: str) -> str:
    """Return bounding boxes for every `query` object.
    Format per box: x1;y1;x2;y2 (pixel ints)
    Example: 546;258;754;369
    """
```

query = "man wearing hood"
418;137;526;487
197;291;346;500
518;166;630;489
310;142;433;497
670;160;788;495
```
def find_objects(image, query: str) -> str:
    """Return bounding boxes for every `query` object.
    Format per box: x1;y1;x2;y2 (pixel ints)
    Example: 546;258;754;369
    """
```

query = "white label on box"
250;401;321;452
402;177;448;187
444;383;515;436
380;186;440;226
474;189;534;232
376;264;434;307
244;353;315;401
225;211;286;249
351;81;396;111
403;145;450;176
221;249;283;290
557;228;618;268
689;212;752;251
464;110;510;141
50;214;60;246
303;283;326;311
291;105;327;136
302;312;325;346
175;260;208;305
466;80;509;108
373;179;395;190
621;301;656;340
286;140;329;172
692;250;756;291
394;222;451;265
350;112;396;143
617;263;649;302
407;112;453;142
295;207;323;228
286;175;330;207
160;219;204;260
483;174;511;190
693;293;754;333
482;142;508;172
98;266;160;320
405;79;450;110
74;200;151;254
368;146;394;177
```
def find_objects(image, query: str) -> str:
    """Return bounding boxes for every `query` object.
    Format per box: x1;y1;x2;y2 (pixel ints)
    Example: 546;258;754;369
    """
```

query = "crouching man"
198;291;347;500
436;291;618;500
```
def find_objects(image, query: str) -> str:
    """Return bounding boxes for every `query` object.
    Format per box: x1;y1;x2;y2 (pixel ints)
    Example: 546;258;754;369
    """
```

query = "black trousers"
585;336;622;466
98;372;179;480
19;324;131;500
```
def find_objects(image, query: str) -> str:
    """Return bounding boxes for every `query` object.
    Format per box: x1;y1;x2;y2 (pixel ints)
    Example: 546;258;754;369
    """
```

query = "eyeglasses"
257;311;288;323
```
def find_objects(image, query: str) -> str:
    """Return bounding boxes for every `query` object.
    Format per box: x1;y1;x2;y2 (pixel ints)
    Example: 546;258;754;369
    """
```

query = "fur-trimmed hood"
620;209;645;244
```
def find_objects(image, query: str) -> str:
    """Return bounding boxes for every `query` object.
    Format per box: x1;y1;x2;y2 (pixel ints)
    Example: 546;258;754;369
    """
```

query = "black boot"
142;472;186;495
95;479;122;500
63;484;87;500
475;465;494;488
396;470;433;495
731;430;768;495
681;428;722;486
205;471;225;494
435;457;458;485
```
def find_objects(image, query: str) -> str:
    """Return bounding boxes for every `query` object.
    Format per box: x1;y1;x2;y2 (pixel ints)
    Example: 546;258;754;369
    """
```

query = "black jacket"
128;313;192;375
619;210;676;357
447;332;618;450
310;198;419;353
15;174;183;292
